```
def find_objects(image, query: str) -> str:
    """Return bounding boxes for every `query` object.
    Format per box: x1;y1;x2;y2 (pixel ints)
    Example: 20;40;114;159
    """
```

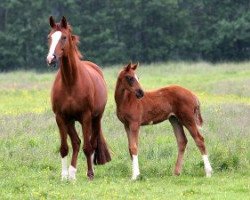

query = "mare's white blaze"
202;155;212;177
132;155;140;180
47;31;62;63
68;165;77;180
61;156;68;180
134;74;139;82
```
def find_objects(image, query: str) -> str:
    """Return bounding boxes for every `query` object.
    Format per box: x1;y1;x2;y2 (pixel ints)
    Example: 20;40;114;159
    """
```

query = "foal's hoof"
174;170;181;176
87;171;94;181
131;174;140;181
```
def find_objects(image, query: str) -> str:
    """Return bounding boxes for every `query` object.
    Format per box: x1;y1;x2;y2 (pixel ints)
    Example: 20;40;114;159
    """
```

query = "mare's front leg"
125;123;140;180
55;114;69;181
81;111;95;180
67;122;81;180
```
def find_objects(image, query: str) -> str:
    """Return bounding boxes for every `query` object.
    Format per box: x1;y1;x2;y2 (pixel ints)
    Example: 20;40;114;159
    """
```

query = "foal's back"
140;85;200;125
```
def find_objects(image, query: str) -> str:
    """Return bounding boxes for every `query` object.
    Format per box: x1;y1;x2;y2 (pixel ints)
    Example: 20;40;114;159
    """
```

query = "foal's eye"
125;76;135;85
62;36;67;40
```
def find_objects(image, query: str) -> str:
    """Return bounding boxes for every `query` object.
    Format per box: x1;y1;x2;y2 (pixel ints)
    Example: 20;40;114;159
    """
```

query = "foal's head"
118;63;144;99
46;16;82;67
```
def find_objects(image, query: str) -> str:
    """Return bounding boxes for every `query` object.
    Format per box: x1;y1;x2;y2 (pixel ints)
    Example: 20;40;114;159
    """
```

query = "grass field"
0;62;250;199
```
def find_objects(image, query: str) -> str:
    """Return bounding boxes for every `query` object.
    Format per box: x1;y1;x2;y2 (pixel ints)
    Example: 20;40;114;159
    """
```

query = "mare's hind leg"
81;111;95;180
169;116;187;176
184;120;212;177
55;114;69;180
67;122;81;180
125;123;140;180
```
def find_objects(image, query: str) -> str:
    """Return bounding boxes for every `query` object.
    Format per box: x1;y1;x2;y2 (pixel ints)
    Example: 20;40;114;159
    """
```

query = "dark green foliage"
0;0;249;70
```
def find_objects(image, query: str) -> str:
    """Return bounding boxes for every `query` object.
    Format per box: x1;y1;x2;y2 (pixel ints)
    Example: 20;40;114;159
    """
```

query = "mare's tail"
194;100;203;129
94;132;111;165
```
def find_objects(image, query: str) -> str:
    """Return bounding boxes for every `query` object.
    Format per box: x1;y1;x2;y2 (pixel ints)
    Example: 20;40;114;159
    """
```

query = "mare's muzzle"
135;89;144;99
47;54;57;68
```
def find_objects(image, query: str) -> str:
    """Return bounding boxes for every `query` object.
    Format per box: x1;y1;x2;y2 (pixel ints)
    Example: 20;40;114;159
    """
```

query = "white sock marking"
47;31;62;63
202;155;212;177
132;155;140;180
61;156;68;180
68;165;77;180
134;74;139;82
91;152;95;172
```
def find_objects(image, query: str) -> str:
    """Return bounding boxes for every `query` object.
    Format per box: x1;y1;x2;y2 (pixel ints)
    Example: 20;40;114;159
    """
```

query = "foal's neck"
59;51;79;87
115;79;135;106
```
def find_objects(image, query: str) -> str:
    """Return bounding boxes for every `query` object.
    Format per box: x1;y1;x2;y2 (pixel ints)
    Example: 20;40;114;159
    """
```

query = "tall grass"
0;62;249;199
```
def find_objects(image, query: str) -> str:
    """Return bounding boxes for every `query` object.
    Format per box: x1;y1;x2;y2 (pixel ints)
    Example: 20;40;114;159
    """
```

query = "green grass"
0;62;250;199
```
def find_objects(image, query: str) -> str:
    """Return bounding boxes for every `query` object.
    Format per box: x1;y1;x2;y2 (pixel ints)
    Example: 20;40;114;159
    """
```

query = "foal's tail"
194;100;203;129
94;133;111;165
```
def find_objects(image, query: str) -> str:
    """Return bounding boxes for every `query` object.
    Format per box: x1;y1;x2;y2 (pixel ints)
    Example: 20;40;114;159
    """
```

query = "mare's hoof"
61;170;69;181
87;171;94;181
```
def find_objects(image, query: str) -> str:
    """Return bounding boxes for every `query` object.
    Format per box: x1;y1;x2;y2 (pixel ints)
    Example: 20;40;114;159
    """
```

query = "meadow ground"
0;62;249;199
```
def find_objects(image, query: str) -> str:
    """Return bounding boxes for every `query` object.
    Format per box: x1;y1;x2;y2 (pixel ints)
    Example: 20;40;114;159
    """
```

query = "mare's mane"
52;23;83;60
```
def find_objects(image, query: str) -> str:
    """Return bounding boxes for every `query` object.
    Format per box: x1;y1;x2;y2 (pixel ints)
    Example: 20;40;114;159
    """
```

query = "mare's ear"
71;35;80;44
124;62;132;71
132;62;139;70
49;16;56;28
60;16;67;29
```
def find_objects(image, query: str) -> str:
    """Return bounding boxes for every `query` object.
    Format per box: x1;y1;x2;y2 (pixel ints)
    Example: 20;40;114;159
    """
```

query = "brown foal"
115;63;212;179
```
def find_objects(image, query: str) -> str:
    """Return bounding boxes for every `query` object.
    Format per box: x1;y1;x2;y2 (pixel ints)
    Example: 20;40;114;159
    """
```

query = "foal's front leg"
125;123;140;180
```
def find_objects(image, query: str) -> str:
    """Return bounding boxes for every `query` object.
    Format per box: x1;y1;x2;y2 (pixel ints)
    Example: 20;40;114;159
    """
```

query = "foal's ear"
49;16;56;28
60;16;68;29
132;62;139;70
125;62;132;71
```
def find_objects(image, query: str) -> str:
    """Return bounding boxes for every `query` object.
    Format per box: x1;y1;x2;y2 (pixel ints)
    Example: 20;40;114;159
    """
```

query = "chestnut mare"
46;16;111;180
115;63;212;179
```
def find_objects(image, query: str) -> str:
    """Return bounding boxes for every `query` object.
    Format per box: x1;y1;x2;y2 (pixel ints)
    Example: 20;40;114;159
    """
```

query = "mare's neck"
59;51;79;87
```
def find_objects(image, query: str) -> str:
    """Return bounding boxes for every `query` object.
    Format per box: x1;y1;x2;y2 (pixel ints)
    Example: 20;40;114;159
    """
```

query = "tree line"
0;0;249;71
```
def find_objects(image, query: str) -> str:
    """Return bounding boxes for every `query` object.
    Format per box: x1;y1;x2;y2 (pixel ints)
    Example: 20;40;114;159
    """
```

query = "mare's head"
118;62;144;99
46;16;82;67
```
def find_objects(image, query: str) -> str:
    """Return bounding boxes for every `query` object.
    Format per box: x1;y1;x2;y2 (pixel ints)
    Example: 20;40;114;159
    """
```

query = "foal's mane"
53;23;83;60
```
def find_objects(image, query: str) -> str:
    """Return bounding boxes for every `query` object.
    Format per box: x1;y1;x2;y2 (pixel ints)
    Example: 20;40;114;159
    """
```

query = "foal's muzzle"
135;89;144;99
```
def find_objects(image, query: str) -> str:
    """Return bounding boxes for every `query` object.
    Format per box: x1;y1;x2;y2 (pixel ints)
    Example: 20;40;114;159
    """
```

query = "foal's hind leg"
169;116;187;176
185;121;212;177
56;115;69;180
67;122;81;180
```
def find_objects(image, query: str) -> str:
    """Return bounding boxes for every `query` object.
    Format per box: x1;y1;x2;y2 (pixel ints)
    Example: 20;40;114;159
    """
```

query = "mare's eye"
62;36;67;40
125;76;135;85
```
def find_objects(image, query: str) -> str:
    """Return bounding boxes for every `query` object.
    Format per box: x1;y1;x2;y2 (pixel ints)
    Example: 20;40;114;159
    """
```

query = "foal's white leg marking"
132;155;140;180
202;155;212;177
68;165;77;180
61;156;68;180
47;31;62;63
134;74;139;82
